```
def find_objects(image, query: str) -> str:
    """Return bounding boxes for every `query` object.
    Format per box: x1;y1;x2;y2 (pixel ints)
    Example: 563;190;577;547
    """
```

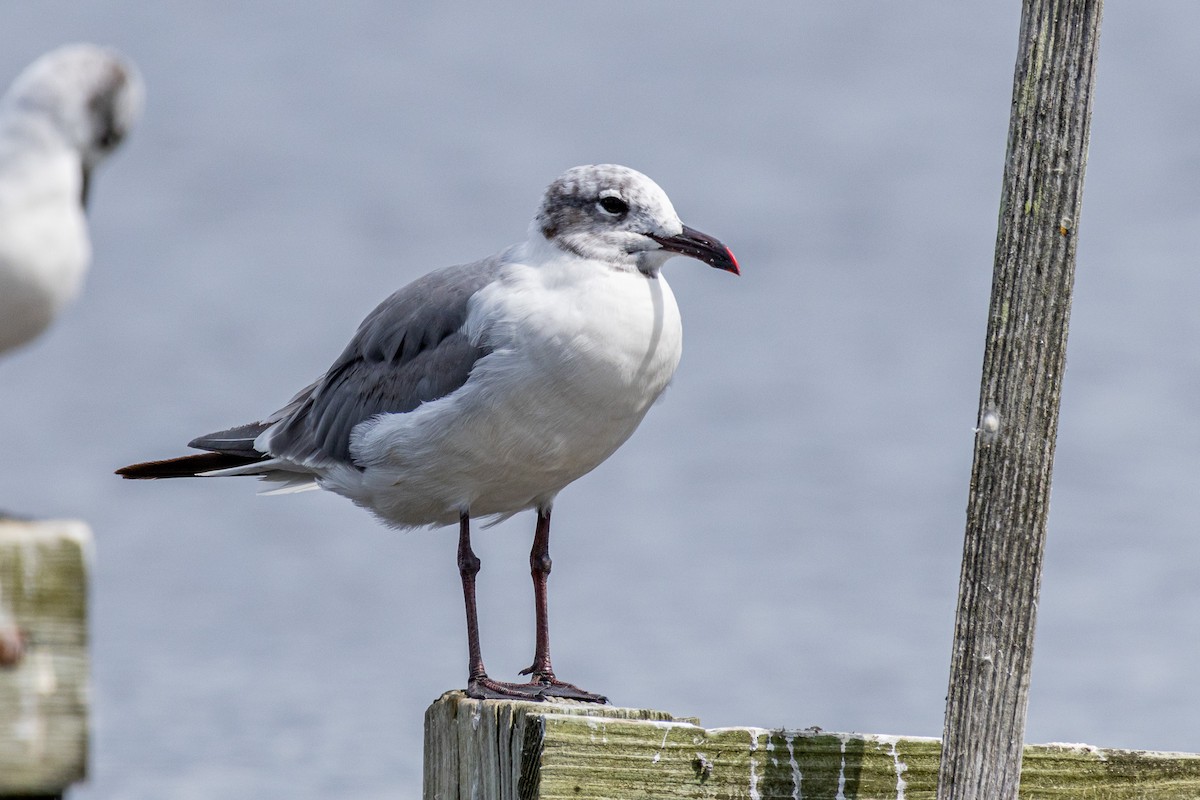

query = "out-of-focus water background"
3;3;1199;797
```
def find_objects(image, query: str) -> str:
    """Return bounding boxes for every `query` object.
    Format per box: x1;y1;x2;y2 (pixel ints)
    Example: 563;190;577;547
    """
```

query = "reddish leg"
458;513;544;700
518;508;607;703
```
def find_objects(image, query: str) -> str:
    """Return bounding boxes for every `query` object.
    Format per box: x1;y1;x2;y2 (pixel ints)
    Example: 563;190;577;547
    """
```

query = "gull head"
535;164;739;276
3;44;144;205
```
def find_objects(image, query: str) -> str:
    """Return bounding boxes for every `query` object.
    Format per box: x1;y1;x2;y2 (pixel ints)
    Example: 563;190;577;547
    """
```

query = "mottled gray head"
536;164;739;276
3;44;144;204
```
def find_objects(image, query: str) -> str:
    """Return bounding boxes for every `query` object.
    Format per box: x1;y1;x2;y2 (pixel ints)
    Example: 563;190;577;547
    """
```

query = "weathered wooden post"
938;2;1103;799
423;692;1200;798
0;519;91;799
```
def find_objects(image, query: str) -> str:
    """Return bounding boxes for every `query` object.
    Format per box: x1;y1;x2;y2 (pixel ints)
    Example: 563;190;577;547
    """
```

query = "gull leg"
458;512;545;700
518;508;607;703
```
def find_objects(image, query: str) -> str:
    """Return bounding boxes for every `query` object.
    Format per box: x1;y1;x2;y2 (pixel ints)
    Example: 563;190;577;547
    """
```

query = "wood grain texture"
939;3;1104;799
424;694;1200;799
0;520;90;796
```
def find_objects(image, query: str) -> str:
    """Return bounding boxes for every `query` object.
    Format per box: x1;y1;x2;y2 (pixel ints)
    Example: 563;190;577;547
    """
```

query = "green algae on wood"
0;519;91;796
424;692;1200;799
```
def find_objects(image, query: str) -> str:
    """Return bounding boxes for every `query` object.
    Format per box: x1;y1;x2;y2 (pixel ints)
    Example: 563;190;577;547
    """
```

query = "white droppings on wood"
745;729;761;799
888;738;909;799
651;725;670;763
977;408;1001;444
11;650;57;759
836;735;848;800
639;719;686;730
1044;742;1105;759
35;650;57;695
785;732;804;800
585;717;609;745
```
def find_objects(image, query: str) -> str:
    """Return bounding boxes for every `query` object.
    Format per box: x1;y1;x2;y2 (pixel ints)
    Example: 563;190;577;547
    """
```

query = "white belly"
0;165;90;354
335;260;683;528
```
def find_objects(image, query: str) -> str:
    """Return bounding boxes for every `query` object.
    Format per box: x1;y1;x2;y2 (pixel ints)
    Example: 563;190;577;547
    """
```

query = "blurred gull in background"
0;44;142;357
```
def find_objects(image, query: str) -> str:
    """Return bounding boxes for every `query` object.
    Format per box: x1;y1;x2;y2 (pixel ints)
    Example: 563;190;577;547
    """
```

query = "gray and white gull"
119;164;739;702
0;44;142;356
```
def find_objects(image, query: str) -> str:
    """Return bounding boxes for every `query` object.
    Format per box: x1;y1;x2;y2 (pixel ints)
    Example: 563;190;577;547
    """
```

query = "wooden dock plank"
425;692;1200;799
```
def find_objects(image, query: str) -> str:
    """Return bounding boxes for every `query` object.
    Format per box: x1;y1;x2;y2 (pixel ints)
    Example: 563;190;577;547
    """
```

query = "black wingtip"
116;452;264;480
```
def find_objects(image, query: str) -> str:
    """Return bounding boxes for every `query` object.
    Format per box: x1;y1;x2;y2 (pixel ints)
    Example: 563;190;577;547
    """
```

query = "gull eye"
598;196;629;215
97;126;122;151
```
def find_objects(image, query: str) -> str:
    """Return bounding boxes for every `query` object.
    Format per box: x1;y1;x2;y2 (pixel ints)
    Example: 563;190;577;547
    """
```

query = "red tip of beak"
725;247;741;276
648;225;740;275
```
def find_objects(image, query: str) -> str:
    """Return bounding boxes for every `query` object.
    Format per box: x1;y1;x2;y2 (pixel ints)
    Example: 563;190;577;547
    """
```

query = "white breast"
0;152;89;353
341;250;683;528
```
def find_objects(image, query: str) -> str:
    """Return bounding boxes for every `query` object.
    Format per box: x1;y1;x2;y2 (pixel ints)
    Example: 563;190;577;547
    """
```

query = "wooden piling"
0;519;91;799
423;693;1200;799
938;3;1104;799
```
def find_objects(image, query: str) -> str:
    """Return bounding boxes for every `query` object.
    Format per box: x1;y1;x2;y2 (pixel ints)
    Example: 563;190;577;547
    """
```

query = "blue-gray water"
4;3;1200;797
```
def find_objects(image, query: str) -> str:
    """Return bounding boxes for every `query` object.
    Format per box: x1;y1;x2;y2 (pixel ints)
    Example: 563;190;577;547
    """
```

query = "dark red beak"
649;225;740;275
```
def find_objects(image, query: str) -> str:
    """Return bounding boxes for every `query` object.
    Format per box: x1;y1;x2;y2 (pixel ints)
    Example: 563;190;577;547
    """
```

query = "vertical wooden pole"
938;3;1103;800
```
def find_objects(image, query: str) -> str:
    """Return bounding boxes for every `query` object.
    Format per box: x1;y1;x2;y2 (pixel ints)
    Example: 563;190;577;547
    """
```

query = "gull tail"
116;451;270;479
117;421;320;493
117;420;274;480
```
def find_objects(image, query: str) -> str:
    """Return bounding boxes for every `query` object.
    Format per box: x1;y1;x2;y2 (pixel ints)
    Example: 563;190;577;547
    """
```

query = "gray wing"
195;257;505;466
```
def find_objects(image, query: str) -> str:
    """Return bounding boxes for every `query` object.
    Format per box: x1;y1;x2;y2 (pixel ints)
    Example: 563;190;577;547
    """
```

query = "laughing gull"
0;44;142;356
119;164;739;702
